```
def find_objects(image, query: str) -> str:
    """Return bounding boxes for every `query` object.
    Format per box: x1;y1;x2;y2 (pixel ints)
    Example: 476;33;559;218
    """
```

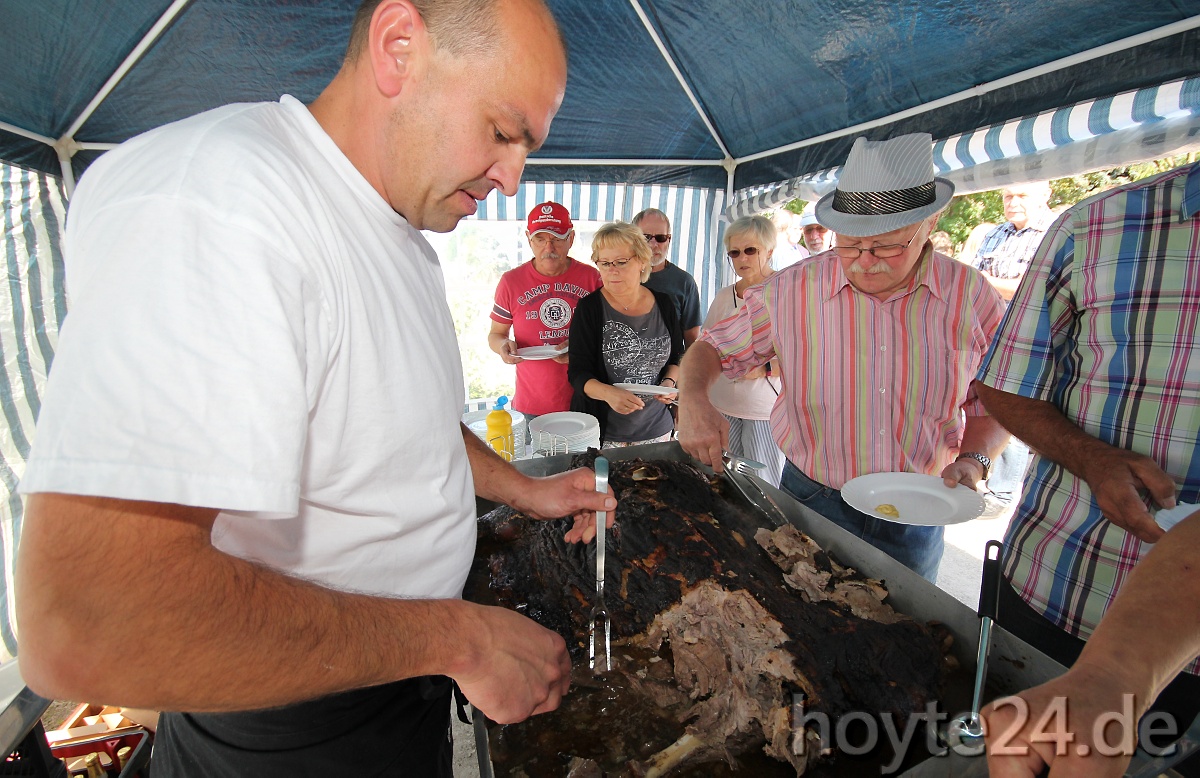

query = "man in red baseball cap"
489;202;601;425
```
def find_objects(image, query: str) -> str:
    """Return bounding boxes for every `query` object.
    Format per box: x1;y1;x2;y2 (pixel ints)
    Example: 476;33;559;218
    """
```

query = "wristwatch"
956;452;991;479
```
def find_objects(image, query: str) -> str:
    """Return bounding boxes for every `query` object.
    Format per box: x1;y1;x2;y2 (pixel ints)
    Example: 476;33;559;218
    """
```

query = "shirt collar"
1182;162;1200;222
826;244;945;303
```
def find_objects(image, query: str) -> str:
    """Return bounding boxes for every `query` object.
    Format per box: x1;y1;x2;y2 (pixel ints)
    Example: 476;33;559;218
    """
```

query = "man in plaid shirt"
976;161;1200;766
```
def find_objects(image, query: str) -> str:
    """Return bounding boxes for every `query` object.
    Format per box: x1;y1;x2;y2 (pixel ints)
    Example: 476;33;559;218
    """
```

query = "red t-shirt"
491;259;601;416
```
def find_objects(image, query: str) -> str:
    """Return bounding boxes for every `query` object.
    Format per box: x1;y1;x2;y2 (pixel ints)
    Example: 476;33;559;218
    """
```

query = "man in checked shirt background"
975;159;1200;771
679;133;1010;583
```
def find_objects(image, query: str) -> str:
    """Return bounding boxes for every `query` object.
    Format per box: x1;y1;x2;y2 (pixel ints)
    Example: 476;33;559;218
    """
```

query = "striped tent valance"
727;74;1200;220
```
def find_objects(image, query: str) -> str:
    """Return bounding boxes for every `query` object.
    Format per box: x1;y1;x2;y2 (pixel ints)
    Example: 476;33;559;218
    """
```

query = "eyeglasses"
596;258;634;270
727;246;761;259
643;233;671;244
833;229;922;260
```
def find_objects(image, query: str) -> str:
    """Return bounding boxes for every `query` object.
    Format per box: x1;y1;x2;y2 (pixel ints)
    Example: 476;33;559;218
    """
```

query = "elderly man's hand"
678;396;728;471
1078;444;1172;543
941;457;985;490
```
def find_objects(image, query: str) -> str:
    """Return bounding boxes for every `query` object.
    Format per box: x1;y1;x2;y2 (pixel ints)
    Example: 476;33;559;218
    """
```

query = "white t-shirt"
701;284;781;420
20;96;476;600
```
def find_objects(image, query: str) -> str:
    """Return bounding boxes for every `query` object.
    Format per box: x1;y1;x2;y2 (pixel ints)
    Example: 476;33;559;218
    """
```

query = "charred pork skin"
467;456;948;775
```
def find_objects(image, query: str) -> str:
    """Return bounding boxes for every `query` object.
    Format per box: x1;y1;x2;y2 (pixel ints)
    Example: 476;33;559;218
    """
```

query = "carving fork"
589;456;611;673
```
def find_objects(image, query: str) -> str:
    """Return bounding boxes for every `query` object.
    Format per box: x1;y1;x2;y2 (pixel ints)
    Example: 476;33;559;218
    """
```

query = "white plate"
613;382;678;397
515;344;568;360
529;412;598;438
840;472;985;526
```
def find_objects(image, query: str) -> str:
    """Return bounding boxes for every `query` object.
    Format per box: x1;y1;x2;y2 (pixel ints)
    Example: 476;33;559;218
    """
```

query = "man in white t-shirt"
14;1;614;775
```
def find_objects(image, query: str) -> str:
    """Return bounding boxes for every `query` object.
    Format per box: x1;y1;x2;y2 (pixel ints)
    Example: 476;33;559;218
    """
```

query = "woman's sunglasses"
727;246;761;259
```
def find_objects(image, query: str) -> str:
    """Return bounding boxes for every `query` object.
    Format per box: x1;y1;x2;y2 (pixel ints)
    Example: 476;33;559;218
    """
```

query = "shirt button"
879;387;886;393
880;345;887;351
879;429;885;435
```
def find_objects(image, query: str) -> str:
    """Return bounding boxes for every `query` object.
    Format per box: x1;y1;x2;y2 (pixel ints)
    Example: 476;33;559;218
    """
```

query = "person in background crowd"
930;230;953;255
634;207;703;345
796;201;833;254
975;161;1200;772
966;182;1055;513
489;201;601;425
701;215;785;486
679;133;1008;583
956;220;996;266
14;1;617;775
568;222;682;447
771;209;810;269
969;181;1055;302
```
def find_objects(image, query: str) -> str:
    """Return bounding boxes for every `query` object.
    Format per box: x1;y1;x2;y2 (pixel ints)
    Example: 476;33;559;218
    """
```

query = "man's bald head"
346;0;546;62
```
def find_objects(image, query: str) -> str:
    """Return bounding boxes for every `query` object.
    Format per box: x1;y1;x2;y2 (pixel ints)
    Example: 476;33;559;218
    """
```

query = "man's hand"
678;395;728;470
511;468;617;543
451;603;572;724
497;339;523;365
941;457;985;490
983;664;1144;778
1078;444;1173;543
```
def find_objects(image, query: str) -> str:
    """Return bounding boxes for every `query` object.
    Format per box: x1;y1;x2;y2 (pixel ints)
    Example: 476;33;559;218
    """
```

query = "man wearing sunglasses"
633;208;703;345
678;133;1008;583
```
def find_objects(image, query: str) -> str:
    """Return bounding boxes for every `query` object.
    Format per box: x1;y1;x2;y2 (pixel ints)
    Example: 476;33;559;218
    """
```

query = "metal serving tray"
473;441;1069;777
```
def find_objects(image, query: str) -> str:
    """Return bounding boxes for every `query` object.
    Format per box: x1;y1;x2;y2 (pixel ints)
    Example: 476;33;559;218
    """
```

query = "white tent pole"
77;142;120;152
738;14;1200;166
627;0;732;162
525;157;724;166
60;0;193;144
55;146;77;198
0;120;55;147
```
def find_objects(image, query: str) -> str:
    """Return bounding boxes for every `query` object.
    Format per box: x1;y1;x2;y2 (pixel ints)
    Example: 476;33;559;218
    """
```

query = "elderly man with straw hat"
679;133;1009;582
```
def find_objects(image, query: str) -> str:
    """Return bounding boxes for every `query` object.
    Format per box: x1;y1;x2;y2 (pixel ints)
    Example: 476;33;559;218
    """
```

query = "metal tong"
721;452;789;527
589;456;611;673
947;539;1003;752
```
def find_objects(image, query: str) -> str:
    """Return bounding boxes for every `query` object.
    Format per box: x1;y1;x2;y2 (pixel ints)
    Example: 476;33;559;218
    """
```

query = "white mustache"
848;259;890;275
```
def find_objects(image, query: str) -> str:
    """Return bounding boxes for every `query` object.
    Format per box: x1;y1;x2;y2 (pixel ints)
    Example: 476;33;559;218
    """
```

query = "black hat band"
831;181;935;216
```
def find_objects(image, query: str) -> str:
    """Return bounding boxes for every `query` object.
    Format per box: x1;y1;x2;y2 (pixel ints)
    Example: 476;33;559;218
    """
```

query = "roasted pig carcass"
467;456;950;776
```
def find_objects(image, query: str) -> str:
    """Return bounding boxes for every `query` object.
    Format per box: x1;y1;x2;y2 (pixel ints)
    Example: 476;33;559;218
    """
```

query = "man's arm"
984;510;1200;778
16;493;569;723
677;341;730;470
940;411;1010;488
488;320;522;364
976;383;1173;542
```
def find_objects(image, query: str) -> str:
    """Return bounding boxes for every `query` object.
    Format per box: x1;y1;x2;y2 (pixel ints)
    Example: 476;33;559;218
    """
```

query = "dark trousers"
154;676;454;777
779;460;944;582
999;579;1200;775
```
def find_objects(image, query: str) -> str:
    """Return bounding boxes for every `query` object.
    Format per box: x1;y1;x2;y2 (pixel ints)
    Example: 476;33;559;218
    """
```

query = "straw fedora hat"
814;133;954;237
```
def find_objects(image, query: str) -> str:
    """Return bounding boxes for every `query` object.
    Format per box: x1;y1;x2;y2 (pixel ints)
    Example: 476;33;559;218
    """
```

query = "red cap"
526;201;573;238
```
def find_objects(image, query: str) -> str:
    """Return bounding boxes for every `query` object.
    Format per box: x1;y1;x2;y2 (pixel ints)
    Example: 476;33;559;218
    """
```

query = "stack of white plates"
528;411;601;456
462;409;527;460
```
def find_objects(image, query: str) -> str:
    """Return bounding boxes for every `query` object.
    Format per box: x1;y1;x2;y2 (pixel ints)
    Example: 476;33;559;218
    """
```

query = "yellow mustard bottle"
485;396;514;461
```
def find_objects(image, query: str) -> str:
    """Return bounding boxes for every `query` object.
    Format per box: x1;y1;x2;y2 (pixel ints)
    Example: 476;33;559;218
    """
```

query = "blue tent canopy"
2;1;1199;194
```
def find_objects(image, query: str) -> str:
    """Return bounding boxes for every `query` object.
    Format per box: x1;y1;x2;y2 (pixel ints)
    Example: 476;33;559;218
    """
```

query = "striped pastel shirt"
976;163;1200;672
700;246;1005;489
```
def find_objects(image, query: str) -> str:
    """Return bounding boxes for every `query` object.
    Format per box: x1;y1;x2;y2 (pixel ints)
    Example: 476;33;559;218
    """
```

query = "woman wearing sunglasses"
568;221;684;447
700;215;785;485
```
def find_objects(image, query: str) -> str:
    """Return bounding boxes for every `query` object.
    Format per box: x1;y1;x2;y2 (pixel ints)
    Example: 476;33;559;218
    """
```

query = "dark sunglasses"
727;246;761;259
643;233;671;244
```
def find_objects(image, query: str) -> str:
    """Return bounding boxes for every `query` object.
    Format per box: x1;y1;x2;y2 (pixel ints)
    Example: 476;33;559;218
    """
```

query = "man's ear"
368;0;426;98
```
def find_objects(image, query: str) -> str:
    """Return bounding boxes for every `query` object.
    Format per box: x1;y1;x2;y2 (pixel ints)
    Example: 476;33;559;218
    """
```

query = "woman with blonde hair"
701;214;785;485
568;222;683;447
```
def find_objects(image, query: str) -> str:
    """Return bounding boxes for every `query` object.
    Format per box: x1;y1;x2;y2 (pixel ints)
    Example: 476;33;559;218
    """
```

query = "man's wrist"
956;452;991;480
